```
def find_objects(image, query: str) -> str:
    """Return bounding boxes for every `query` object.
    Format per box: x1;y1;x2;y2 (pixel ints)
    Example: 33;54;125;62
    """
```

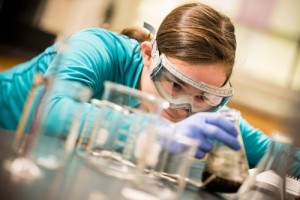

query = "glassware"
3;73;45;181
85;98;138;180
120;119;199;200
76;104;98;157
235;132;293;200
27;80;92;169
85;82;201;199
102;81;169;115
201;109;249;193
3;41;87;180
85;81;169;180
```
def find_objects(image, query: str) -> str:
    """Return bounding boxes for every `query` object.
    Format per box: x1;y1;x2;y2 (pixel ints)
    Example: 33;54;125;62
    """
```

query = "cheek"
143;81;155;95
141;74;156;96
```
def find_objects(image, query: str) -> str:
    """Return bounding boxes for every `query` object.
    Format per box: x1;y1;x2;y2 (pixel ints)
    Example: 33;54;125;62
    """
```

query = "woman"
0;2;270;168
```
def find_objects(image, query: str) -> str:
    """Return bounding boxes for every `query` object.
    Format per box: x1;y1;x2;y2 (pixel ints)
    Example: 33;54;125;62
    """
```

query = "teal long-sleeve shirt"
0;27;271;168
0;28;143;129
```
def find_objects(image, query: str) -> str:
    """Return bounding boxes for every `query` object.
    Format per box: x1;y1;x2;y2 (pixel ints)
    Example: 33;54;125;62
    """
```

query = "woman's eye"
172;82;182;91
165;74;182;91
195;95;206;102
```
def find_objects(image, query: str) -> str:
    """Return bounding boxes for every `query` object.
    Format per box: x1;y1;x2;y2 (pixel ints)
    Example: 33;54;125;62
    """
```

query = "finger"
205;113;238;137
195;150;206;159
198;137;214;152
202;123;241;150
187;129;214;152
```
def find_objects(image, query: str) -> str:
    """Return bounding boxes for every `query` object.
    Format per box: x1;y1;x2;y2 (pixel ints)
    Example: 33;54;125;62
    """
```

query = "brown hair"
120;26;152;43
122;2;236;82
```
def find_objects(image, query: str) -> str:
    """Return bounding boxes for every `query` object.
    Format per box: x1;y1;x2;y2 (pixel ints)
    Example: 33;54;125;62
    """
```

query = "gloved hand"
175;112;241;159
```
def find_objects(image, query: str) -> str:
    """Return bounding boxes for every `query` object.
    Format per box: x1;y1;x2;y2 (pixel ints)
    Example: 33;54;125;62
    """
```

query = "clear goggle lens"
150;54;233;113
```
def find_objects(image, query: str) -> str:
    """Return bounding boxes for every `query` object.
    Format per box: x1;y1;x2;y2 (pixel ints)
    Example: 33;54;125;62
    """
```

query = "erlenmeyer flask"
202;109;249;193
235;132;292;200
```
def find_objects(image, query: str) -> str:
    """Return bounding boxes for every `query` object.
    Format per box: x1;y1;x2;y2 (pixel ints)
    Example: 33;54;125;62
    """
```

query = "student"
0;2;271;169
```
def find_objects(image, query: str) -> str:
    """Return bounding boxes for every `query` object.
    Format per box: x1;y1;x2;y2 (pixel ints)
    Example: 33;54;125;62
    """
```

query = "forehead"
166;56;227;87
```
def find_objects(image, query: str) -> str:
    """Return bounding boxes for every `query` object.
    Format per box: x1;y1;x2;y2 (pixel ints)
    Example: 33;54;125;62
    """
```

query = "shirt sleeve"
45;28;118;96
38;29;121;137
36;28;142;139
290;148;300;178
238;114;300;177
239;117;271;167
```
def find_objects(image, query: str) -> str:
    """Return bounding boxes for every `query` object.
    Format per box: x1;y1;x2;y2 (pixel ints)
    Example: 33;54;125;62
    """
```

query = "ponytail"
120;26;151;43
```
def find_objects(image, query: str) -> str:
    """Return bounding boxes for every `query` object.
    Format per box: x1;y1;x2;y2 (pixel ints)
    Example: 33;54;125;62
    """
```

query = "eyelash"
195;95;206;101
172;82;182;90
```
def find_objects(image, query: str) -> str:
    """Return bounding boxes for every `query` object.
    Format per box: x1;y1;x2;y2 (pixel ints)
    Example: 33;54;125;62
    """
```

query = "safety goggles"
150;52;234;114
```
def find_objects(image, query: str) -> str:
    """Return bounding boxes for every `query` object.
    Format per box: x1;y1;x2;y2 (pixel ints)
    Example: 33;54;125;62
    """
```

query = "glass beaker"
120;118;199;200
85;81;169;180
75;104;99;157
27;80;92;169
85;82;199;200
201;109;249;193
3;42;73;180
3;73;45;181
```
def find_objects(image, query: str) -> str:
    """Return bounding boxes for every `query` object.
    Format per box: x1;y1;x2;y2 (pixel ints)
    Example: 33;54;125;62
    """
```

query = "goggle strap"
149;38;162;78
151;39;158;56
143;22;156;36
142;22;158;57
150;62;162;78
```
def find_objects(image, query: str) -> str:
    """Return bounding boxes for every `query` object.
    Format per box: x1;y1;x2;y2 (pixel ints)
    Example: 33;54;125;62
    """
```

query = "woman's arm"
239;117;271;168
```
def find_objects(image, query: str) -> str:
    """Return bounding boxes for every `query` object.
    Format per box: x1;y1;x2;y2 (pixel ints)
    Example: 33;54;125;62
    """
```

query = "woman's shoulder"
61;27;140;54
73;27;117;37
67;27;136;44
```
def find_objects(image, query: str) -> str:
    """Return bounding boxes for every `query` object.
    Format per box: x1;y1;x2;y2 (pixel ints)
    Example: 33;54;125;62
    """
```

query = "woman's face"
140;42;227;122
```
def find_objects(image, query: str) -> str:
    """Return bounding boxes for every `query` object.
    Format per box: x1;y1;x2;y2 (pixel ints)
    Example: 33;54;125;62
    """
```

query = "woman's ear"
141;41;152;69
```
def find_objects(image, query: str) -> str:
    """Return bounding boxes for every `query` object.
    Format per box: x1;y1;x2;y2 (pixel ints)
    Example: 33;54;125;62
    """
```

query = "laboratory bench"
0;129;225;200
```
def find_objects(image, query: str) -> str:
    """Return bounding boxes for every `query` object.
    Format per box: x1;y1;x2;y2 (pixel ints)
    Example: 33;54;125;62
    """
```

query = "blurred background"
0;0;299;137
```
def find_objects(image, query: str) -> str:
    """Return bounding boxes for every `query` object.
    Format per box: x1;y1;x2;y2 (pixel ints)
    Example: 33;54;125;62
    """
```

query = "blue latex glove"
175;112;241;159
